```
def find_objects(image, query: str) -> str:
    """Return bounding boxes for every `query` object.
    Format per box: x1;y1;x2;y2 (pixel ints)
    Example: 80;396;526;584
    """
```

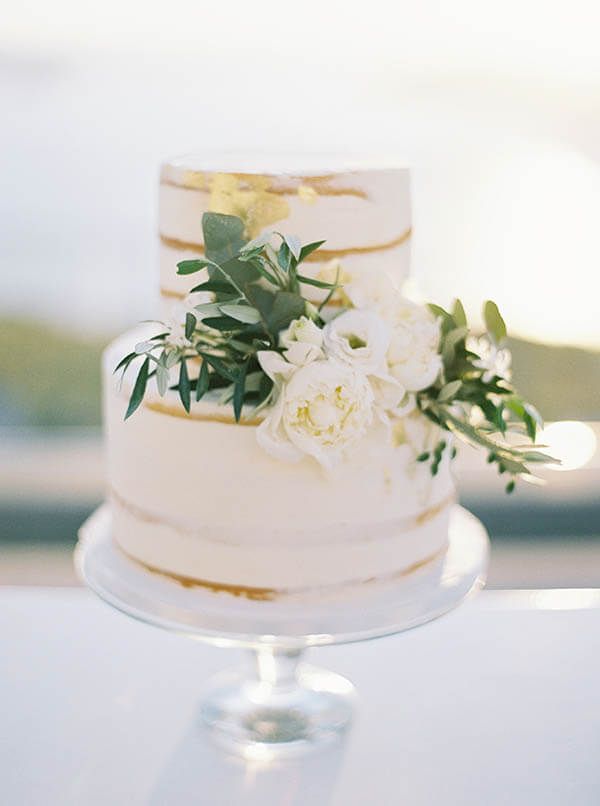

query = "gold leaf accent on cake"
297;184;318;204
160;171;369;199
208;173;290;239
182;170;208;190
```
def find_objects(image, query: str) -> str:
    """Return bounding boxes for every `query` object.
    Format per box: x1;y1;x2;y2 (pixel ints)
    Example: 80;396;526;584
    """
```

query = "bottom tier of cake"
104;329;456;599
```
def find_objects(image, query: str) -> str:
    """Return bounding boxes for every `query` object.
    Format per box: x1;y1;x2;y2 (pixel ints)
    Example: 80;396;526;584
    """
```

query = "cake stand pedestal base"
76;505;488;756
200;648;354;755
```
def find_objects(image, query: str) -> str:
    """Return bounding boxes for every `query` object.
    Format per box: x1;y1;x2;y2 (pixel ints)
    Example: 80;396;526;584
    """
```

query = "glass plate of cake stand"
75;504;489;756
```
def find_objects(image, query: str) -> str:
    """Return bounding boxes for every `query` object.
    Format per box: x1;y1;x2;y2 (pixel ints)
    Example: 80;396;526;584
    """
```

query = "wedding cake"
103;155;551;601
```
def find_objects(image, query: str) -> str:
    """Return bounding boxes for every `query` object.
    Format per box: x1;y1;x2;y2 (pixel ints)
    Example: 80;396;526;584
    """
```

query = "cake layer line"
159;228;412;261
110;488;455;548
116;539;446;601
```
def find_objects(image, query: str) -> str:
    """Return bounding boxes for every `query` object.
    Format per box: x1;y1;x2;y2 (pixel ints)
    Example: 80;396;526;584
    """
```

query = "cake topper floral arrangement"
116;213;557;489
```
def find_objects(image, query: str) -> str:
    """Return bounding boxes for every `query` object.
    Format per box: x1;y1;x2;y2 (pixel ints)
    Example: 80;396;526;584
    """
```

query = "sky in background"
2;0;600;347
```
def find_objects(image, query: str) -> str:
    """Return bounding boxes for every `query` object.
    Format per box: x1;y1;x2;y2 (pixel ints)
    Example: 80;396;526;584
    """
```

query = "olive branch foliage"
115;212;557;489
415;299;558;491
114;213;337;422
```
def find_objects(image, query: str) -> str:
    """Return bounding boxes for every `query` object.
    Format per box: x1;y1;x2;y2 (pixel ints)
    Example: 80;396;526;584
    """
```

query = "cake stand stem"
199;644;356;755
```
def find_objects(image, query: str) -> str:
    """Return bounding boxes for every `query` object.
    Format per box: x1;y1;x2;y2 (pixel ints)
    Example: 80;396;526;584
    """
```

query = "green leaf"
298;240;326;262
196;358;209;401
125;357;150;419
240;231;272;251
185;313;197;340
177;259;214;275
202;213;246;263
233;362;248;422
134;341;156;354
296;274;339;289
218;304;262;324
267;291;306;334
165;349;180;369
484;300;507;344
201;315;246;331
199;354;237;382
441;326;469;366
277;241;291;272
189;279;237;294
193;302;225;318
438;380;462;402
178;360;191;412
452;299;467;327
114;351;137;375
284;234;302;261
428;303;456;336
156;364;169;396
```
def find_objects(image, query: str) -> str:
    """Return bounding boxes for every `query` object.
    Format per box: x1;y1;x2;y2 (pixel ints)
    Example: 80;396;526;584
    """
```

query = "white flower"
468;335;512;383
386;299;442;391
164;298;200;349
280;316;324;366
344;271;400;313
256;359;374;469
323;309;390;376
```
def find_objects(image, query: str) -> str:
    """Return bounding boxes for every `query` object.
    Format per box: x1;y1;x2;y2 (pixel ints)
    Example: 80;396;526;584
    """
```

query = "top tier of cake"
158;154;412;306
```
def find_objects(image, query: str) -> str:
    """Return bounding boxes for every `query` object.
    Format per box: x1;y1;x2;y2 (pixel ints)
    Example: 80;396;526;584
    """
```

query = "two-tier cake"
102;155;551;601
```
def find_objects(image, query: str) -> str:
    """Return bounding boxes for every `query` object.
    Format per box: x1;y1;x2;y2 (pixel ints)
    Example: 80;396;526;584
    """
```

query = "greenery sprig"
417;299;559;490
115;213;338;421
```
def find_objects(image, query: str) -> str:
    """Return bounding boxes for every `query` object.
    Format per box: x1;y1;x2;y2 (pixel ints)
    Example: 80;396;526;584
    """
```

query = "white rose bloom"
323;309;391;376
280;316;324;366
256;359;374;469
344;271;400;312
386;299;442;391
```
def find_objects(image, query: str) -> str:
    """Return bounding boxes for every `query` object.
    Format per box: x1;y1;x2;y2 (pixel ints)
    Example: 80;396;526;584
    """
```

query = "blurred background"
1;1;599;587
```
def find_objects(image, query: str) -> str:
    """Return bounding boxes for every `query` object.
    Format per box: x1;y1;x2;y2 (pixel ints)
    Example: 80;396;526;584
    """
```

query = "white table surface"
2;587;600;806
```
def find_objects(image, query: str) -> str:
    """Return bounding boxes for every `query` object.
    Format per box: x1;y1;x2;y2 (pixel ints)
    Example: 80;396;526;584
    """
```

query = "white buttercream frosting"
104;328;454;594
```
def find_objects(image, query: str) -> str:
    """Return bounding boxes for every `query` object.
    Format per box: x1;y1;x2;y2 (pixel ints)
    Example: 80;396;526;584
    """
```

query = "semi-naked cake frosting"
103;155;456;601
159;155;412;308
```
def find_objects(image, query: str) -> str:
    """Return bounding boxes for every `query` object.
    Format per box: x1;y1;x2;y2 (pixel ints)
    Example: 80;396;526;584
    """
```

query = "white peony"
280;316;324;366
256;358;374;469
323;309;391;376
386;299;442;392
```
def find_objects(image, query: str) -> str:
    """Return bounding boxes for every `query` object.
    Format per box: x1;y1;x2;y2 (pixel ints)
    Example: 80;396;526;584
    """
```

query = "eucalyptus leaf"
202;213;246;264
267;291;306;334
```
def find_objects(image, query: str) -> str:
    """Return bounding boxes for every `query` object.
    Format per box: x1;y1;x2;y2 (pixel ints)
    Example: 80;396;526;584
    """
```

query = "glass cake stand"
75;505;489;755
